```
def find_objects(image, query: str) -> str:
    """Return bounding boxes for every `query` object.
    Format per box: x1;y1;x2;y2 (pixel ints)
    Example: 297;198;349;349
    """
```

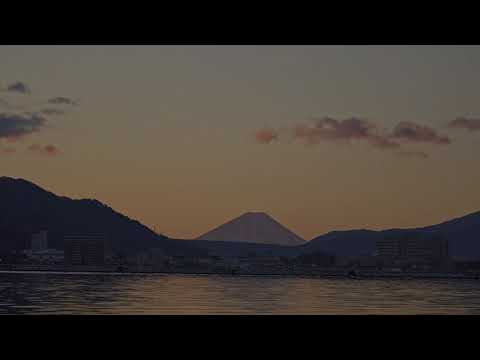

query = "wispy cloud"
293;117;376;144
391;121;451;145
397;151;429;159
28;144;60;156
448;117;480;131
255;128;279;144
292;117;401;150
39;108;66;116
367;134;401;149
47;97;77;106
4;81;31;94
0;113;47;140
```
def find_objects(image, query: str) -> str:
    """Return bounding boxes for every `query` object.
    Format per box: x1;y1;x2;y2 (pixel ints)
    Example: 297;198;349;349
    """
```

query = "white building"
24;230;65;263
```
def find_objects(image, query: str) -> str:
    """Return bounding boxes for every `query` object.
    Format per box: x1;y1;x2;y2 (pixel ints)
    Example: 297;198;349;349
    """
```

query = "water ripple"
1;272;480;314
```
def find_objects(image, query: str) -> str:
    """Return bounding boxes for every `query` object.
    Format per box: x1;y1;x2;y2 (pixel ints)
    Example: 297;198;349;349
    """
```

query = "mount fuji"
196;212;305;246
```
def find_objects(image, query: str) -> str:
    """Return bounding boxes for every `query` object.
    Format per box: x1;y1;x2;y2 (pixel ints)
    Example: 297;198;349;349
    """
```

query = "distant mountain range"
196;212;305;246
301;211;480;260
1;176;480;260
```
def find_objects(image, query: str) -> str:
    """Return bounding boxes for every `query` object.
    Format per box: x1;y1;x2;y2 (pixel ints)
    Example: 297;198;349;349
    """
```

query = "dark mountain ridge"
304;211;480;259
0;177;166;254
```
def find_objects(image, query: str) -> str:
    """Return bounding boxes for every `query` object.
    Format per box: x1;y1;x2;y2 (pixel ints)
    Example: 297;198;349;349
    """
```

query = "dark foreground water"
1;271;480;314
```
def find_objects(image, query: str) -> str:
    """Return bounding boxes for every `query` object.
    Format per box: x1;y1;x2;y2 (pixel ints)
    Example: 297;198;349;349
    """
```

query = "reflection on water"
1;272;480;314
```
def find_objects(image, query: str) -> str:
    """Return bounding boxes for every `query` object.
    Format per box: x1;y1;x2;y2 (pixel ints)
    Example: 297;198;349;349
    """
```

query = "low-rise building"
376;234;449;264
64;234;106;266
28;249;65;263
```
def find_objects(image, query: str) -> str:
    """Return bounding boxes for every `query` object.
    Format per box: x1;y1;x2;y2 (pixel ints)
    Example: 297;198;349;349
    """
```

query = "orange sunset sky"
1;45;480;240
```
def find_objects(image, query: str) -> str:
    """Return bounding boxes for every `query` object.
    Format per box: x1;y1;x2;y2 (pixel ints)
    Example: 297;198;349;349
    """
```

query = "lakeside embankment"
0;264;478;280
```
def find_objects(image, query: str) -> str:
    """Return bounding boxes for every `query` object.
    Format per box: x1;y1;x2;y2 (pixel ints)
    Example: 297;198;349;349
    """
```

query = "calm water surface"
1;271;480;314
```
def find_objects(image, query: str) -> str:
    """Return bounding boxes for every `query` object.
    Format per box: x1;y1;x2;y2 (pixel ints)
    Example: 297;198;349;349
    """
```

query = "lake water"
1;271;480;314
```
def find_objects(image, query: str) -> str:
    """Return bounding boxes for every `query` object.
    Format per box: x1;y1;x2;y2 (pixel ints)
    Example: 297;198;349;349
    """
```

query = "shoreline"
0;266;478;280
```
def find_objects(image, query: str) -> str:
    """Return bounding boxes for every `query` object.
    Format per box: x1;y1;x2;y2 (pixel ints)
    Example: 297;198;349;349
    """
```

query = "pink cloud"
397;151;429;159
1;147;15;154
367;134;401;149
253;117;450;161
292;117;402;150
28;144;60;156
391;121;451;145
255;128;279;144
294;117;375;144
448;117;480;131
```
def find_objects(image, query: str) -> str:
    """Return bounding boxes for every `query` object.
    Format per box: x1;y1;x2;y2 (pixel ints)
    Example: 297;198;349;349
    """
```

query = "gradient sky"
1;45;480;240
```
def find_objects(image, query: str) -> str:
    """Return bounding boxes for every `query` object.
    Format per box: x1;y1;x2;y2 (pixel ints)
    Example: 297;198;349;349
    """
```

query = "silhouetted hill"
300;230;382;257
0;177;167;254
415;211;480;259
304;211;480;259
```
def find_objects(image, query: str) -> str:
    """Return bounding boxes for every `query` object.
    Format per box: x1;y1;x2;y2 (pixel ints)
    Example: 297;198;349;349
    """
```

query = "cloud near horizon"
4;81;31;95
28;144;60;156
0;113;47;141
448;117;480;131
255;128;279;144
40;108;66;116
391;121;451;145
47;97;77;106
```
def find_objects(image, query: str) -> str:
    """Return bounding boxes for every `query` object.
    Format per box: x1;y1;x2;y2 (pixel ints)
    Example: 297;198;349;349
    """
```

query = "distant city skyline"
1;45;480;240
